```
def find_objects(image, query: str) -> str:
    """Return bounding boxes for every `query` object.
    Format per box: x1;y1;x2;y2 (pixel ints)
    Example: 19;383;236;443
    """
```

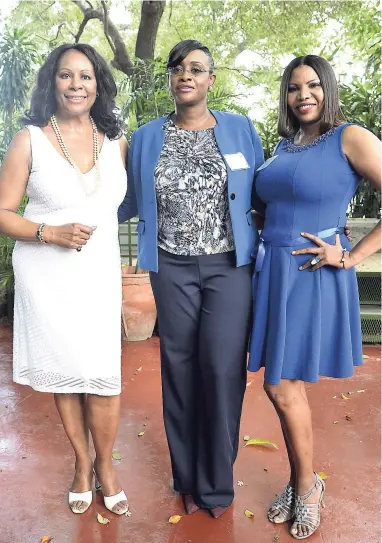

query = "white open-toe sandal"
104;490;129;515
68;490;93;514
95;472;128;515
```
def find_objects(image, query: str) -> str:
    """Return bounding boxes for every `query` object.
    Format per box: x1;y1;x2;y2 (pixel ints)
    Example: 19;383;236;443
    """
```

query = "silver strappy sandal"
291;472;325;539
268;483;295;523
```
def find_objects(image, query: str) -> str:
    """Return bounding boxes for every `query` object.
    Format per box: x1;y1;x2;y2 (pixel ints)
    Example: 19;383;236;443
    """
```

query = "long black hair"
21;43;121;139
166;39;214;72
278;55;345;138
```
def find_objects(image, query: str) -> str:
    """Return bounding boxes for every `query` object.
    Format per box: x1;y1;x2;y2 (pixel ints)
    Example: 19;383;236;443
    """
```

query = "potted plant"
121;263;157;342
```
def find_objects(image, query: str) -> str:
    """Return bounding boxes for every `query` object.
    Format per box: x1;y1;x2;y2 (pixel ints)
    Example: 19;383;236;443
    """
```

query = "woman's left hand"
292;232;345;271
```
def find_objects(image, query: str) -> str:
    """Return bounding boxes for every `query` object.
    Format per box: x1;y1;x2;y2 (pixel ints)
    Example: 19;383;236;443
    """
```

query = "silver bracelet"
36;223;47;243
340;248;347;269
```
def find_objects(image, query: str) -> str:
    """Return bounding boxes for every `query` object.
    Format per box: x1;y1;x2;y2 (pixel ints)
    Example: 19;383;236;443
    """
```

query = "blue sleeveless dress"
248;124;363;384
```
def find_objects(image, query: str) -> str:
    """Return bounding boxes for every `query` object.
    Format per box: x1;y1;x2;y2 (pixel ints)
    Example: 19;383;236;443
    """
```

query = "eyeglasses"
167;66;211;77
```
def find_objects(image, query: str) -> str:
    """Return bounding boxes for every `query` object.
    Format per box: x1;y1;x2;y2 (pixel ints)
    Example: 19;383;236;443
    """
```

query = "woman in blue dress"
249;55;381;539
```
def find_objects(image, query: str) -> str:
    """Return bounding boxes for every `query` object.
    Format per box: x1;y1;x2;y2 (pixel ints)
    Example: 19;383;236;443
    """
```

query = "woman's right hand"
44;223;96;250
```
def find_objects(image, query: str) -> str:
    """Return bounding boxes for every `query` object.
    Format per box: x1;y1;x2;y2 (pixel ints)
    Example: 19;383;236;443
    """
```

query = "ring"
310;256;321;266
76;247;82;252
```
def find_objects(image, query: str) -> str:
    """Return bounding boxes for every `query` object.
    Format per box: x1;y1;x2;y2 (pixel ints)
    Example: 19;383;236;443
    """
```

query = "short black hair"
278;55;345;138
21;43;121;139
166;40;214;72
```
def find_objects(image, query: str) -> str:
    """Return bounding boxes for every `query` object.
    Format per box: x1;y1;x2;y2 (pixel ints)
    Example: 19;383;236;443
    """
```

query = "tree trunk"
133;0;166;125
135;1;166;60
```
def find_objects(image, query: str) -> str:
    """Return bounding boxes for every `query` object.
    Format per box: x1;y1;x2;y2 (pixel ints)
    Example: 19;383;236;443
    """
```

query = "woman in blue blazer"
119;40;264;518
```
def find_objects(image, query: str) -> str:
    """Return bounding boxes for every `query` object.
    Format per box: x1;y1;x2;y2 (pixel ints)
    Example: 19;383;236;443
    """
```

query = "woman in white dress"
0;43;128;515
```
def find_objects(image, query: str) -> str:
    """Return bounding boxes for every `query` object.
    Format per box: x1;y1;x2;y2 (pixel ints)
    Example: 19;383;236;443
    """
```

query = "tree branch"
74;14;91;43
71;0;134;75
101;0;116;55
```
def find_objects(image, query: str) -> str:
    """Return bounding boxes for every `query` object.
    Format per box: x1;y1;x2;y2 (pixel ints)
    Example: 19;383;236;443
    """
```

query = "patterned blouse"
154;118;234;256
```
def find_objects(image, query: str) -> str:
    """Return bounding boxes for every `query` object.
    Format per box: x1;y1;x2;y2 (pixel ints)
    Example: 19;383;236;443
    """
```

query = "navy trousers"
150;249;253;508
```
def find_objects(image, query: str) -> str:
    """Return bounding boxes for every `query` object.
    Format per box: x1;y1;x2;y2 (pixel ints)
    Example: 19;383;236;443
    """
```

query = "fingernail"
291;251;296;255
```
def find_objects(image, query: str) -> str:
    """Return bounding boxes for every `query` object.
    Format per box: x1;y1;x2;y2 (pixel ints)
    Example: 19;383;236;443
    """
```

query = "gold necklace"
50;115;101;195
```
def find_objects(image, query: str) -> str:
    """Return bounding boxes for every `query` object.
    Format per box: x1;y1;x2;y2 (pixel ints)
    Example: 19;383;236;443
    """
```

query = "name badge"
224;152;250;171
256;155;278;172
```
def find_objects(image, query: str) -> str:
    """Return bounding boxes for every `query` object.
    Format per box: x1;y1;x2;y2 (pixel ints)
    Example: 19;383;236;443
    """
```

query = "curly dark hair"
21;43;122;139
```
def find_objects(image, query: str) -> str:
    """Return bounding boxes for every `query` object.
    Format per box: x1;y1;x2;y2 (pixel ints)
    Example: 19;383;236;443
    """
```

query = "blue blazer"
118;110;264;272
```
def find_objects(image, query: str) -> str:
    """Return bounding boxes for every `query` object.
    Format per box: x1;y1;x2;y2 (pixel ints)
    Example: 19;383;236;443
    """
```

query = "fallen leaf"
333;395;337;398
168;515;182;524
245;438;278;450
136;366;142;372
345;415;352;421
138;431;145;437
40;538;53;543
243;435;251;442
264;468;268;472
237;480;244;486
317;472;327;480
96;512;111;525
112;452;121;460
333;421;339;424
357;389;365;393
341;393;350;401
244;509;254;519
273;535;280;542
246;381;253;387
347;391;354;395
362;354;369;359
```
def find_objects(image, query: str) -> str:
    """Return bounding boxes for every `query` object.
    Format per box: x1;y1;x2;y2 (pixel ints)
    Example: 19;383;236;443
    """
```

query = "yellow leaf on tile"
96;512;111;525
138;431;145;437
317;472;328;480
40;538;53;543
357;389;365;393
362;354;369;359
112;452;121;460
244;509;254;519
245;438;278;450
341;393;350;400
168;515;182;524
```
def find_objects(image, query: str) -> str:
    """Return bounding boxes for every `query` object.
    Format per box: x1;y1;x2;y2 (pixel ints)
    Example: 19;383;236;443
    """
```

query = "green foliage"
0;27;38;151
254;109;279;160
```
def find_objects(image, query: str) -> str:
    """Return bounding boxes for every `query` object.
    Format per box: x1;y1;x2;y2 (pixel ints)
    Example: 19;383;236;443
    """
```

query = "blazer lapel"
140;119;166;206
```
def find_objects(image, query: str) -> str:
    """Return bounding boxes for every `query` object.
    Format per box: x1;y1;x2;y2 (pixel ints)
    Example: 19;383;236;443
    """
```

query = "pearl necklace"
50;115;101;195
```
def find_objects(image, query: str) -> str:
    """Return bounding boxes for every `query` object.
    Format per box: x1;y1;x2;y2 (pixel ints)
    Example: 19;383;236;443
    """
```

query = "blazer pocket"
245;209;253;226
136;220;145;234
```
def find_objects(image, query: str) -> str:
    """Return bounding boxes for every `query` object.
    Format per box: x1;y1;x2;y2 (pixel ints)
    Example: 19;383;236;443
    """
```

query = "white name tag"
224;152;250;171
256;155;278;172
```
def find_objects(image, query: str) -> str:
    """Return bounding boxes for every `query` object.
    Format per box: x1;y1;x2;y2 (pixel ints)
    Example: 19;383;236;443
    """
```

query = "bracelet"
340;248;347;269
36;223;48;243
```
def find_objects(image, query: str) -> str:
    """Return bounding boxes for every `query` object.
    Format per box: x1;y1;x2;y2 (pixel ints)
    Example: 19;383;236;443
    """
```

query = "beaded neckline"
284;126;339;153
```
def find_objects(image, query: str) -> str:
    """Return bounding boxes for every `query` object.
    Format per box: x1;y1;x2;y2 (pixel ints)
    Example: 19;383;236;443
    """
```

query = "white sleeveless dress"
12;125;127;395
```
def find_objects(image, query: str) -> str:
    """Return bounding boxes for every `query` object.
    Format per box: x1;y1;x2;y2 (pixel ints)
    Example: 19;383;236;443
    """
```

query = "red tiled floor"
0;324;380;543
